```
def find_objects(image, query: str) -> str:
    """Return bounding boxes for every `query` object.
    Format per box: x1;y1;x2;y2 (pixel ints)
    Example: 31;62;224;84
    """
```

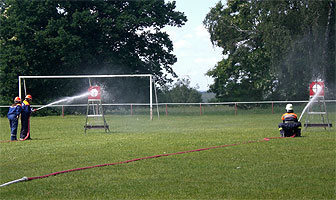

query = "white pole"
150;75;153;120
153;79;160;120
23;79;27;96
18;76;21;99
19;74;153;79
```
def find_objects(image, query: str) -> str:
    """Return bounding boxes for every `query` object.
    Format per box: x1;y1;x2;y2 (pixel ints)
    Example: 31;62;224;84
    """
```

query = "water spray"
298;86;322;122
36;91;90;111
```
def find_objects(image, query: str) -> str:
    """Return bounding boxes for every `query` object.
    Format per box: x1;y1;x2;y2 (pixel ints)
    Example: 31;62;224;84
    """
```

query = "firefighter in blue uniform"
7;97;22;141
278;104;301;137
20;94;35;140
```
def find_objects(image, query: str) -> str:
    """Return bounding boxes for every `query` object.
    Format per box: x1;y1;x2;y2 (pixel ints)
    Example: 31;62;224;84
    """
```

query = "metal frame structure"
84;98;110;133
304;96;332;129
304;81;332;129
18;75;154;120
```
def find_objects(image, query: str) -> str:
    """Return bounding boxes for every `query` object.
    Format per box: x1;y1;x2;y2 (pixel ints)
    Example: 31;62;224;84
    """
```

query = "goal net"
19;75;156;120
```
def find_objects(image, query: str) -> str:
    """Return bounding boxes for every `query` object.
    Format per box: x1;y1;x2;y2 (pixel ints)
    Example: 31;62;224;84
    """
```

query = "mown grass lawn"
0;112;335;199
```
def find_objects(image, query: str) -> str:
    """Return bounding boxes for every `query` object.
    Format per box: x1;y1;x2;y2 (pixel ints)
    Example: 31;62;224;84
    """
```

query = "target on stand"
309;82;324;97
88;86;101;100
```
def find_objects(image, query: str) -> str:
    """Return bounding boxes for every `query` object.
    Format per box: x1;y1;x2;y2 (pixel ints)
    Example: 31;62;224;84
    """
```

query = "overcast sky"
164;0;225;91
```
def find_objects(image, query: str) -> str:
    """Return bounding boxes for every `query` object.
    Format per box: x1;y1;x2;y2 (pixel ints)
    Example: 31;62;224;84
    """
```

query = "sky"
164;0;226;91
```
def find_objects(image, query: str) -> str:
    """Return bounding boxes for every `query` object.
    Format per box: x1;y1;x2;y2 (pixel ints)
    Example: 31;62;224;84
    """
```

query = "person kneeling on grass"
7;97;22;141
278;104;301;137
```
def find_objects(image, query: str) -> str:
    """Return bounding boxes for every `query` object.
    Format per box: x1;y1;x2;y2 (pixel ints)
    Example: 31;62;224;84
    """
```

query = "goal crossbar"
18;74;154;120
19;74;152;79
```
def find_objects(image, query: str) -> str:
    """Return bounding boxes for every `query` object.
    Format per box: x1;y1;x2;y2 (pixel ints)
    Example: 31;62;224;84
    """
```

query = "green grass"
0;112;335;199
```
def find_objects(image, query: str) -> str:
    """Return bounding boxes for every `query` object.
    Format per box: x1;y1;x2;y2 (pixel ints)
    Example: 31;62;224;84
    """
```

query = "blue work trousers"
9;117;18;140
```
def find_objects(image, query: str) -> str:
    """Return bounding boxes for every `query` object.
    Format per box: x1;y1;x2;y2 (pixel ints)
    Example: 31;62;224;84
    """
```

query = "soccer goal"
18;74;157;120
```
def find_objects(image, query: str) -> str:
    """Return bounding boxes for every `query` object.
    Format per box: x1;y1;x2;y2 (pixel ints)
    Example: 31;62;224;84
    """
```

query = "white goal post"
18;74;155;120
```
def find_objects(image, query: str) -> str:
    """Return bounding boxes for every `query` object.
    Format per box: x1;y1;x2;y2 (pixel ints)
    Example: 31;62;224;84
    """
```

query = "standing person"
278;104;302;137
7;97;22;141
20;94;35;141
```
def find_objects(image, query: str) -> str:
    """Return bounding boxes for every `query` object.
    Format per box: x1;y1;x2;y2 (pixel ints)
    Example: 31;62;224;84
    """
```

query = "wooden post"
235;103;237;115
62;106;64;117
272;101;274;114
200;103;202;116
131;104;133;116
165;104;168;116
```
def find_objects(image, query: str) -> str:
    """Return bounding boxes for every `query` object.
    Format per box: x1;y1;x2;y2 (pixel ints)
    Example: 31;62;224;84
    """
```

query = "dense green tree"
204;0;335;101
158;79;202;103
204;1;276;101
0;0;187;105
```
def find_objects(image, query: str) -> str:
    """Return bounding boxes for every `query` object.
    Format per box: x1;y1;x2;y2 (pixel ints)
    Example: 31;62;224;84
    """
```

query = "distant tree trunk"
322;1;333;79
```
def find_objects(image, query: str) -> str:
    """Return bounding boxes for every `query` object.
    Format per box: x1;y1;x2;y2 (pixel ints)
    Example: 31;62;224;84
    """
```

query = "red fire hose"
0;136;292;187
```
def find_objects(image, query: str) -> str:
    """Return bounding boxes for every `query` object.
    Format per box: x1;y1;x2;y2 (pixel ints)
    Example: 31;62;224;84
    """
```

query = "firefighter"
20;94;36;140
278;104;301;137
7;97;22;141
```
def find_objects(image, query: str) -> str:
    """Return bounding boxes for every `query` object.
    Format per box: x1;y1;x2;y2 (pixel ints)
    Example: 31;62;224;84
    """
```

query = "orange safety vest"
22;100;30;106
281;112;297;122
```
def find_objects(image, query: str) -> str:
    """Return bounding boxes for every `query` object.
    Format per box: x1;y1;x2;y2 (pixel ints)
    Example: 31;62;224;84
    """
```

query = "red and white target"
88;86;101;100
309;81;324;97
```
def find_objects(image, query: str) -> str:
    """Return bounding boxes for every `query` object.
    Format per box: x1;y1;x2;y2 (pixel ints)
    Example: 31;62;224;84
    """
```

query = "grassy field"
0;112;335;199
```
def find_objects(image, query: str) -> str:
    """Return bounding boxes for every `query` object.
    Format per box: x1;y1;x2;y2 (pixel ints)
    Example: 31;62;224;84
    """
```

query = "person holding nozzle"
20;94;36;141
278;104;301;137
7;97;22;141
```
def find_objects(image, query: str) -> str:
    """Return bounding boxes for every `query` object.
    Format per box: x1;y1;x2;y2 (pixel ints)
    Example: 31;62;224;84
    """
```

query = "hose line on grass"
0;136;292;187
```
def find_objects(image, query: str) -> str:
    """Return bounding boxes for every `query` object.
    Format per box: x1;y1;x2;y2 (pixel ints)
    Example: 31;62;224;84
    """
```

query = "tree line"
1;0;334;111
204;0;335;101
0;0;187;106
